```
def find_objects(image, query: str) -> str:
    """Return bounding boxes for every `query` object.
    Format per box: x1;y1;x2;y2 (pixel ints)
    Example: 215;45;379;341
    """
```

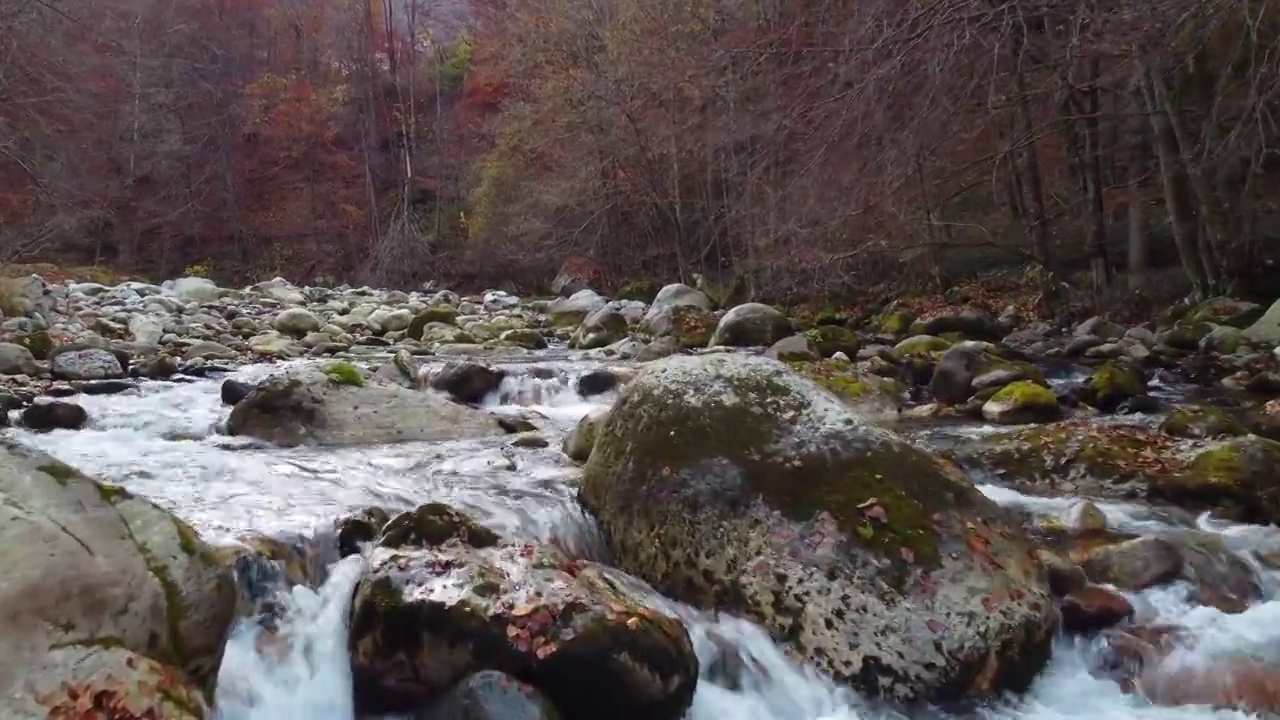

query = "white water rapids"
11;357;1277;720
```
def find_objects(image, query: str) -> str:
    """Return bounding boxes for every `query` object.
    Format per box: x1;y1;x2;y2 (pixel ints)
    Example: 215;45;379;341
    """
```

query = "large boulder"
428;361;507;404
570;307;629;350
578;354;1056;703
708;303;792;348
549;289;608;328
227;367;507;446
0;443;236;715
348;505;699;720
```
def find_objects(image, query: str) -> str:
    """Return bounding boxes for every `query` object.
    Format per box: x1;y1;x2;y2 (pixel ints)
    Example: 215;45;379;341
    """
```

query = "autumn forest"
3;0;1280;305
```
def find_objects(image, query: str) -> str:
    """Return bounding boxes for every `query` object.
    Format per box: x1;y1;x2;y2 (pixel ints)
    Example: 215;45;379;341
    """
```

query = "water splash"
213;554;367;720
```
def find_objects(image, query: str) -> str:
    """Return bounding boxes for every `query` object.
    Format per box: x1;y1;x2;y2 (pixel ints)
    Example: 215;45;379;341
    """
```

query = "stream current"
12;354;1274;720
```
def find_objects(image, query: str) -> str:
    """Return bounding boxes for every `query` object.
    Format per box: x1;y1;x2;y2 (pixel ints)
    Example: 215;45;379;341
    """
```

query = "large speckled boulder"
347;505;698;720
227;367;506;446
578;354;1056;703
0;443;236;716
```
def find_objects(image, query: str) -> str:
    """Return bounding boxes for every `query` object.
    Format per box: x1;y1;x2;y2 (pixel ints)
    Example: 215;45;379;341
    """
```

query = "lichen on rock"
578;354;1055;704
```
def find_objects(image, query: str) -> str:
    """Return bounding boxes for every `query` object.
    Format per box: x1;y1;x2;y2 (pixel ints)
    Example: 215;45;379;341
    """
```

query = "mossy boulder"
563;408;609;462
1184;297;1265;329
803;325;861;358
981;381;1060;424
578;354;1055;704
787;359;904;417
500;328;548;350
410;305;460;338
348;509;698;720
1159;406;1247;439
930;343;1045;405
708;302;793;347
615;280;660;303
419;322;477;346
891;334;952;360
337;507;392;558
1150;437;1280;525
0;442;236;710
874;310;916;338
322;360;365;387
766;335;820;362
1083;361;1145;411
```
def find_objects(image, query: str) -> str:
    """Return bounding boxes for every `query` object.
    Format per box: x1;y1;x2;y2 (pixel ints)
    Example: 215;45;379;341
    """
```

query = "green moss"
18;330;53;360
788;359;900;401
1159;406;1247;439
48;636;127;650
1086;361;1143;410
37;460;80;486
876;310;916;337
1187;443;1247;480
802;325;861;357
322;361;364;387
892;334;952;359
615;280;659;303
173;518;201;557
585;367;951;577
379;503;501;549
364;575;406;611
989;380;1057;408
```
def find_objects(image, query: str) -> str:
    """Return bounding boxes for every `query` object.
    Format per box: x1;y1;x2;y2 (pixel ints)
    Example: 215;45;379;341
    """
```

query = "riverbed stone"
578;353;1056;704
0;442;236;710
428;361;506;404
22;400;89;431
226;367;507;446
51;346;125;380
708;302;792;347
348;509;698;720
0;341;38;375
981;380;1060;424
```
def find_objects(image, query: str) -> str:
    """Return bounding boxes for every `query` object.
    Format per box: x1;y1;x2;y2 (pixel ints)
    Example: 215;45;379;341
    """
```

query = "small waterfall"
213;554;367;720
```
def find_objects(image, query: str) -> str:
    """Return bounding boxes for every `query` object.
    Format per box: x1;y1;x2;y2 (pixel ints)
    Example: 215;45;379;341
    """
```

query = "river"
11;353;1273;720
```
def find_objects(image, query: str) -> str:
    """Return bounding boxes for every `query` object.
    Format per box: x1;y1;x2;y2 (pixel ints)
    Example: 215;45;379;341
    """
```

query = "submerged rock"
578;354;1056;704
429;361;506;405
429;670;564;720
348;508;698;720
21;400;88;431
0;443;236;712
227;367;507;446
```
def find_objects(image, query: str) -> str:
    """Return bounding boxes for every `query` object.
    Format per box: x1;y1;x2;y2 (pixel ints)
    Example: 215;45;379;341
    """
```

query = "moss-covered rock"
348;513;698;720
1159;406;1247;439
981;381;1060;424
615;280;660;303
786;359;904;416
930;343;1045;405
337;507;392;558
1084;361;1145;411
0;441;236;705
410;305;460;337
765;335;820;362
578;354;1055;704
1150;437;1280;525
1184;297;1265;329
563;408;609;462
891;334;952;360
322;360;365;387
428;670;564;720
874;310;916;338
803;325;862;358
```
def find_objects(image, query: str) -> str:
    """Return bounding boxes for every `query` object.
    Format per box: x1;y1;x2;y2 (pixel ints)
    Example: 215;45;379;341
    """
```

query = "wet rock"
221;378;256;406
1133;652;1280;715
338;507;392;558
410;305;460;338
1078;530;1257;608
1066;500;1107;532
579;354;1056;704
563;408;609;462
509;431;549;449
348;515;698;720
227;368;506;446
497;416;539;434
570;307;628;350
1059;584;1133;634
213;533;323;614
576;369;621;397
378;503;502;550
430;361;506;405
708;303;792;347
981;380;1060;424
51;346;126;380
21;400;88;431
919;307;1004;342
427;670;564;720
803;325;862;358
1151;436;1280;525
1159;405;1246;439
0;443;236;703
0;342;38;375
1078;536;1183;590
637;304;716;349
1035;549;1088;596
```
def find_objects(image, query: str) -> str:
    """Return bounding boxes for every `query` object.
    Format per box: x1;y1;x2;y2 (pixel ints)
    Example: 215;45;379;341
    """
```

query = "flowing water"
11;353;1278;720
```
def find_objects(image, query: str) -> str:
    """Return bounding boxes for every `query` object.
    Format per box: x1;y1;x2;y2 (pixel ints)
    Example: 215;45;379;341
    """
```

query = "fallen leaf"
865;504;888;523
926;618;947;634
535;641;559;659
626;617;642;630
857;497;880;509
511;603;536;617
899;547;915;563
506;624;520;638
